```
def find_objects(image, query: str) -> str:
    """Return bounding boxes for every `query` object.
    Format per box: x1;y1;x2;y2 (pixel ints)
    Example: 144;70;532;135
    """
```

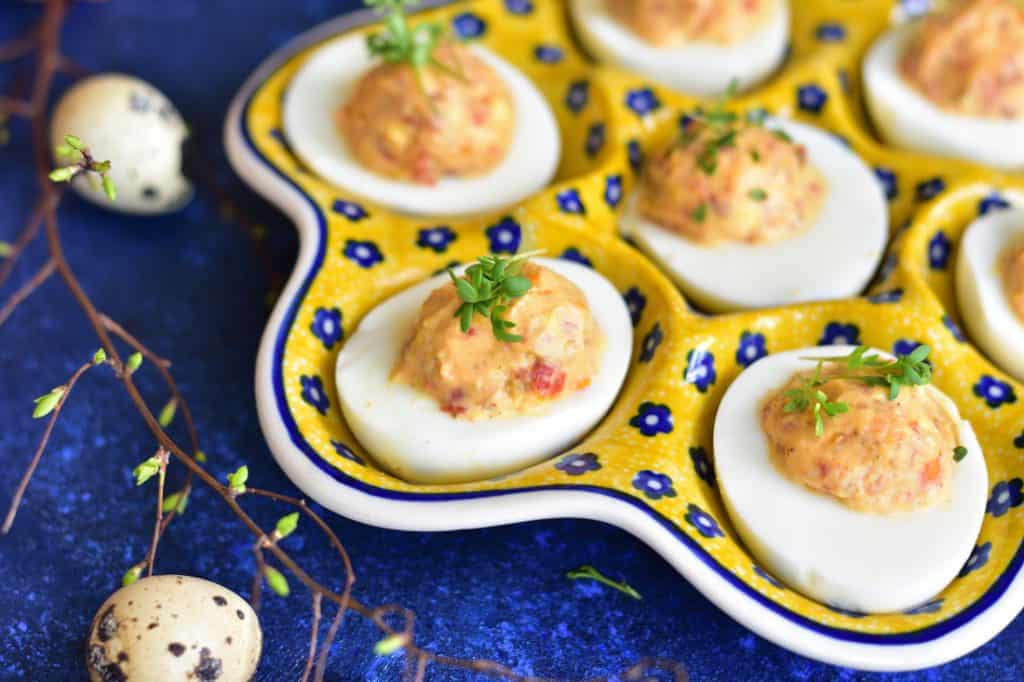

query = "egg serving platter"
225;0;1024;671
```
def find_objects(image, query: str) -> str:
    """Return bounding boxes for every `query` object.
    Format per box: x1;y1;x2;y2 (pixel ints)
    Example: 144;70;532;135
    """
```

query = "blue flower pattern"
818;322;860;346
585;122;606;157
566;80;589;114
959;542;991;577
916;177;945;201
893;339;925;359
344;239;384;268
623;287;646;326
639;322;663;363
1015;431;1024;449
978;191;1011;215
331;440;364;465
816;23;846;42
560;247;592;267
928;231;951;269
632;470;677;500
311;307;343;350
974;375;1017;408
556;453;601;476
874;167;898;200
534;44;563;63
416;226;456;253
625;88;661;116
796;84;827;113
300;375;329;415
556;188;586;215
604;174;623;209
987;479;1024;517
686;504;725;538
505;0;533;14
333;199;368;221
736;331;767;367
689;446;715;486
486;216;521;253
684;348;716;392
452;12;486;39
630;402;673;436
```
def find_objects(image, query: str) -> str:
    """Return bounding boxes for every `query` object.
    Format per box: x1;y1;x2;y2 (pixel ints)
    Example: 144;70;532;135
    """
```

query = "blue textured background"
0;2;1021;680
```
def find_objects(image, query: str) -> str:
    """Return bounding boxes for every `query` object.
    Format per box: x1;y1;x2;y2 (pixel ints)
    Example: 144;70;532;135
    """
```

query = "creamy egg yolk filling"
760;369;959;514
337;43;515;185
391;264;606;420
606;0;777;47
900;0;1024;119
637;121;826;246
1005;244;1024;322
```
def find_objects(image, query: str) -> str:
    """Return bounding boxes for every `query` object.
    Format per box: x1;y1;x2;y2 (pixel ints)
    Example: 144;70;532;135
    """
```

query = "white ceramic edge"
222;4;1024;672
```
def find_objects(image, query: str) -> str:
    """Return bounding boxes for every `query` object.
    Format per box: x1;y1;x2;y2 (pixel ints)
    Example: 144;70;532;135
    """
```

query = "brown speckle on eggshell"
85;575;260;682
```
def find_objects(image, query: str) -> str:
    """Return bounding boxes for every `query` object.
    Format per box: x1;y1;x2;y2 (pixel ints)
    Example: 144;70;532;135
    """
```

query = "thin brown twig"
314;604;346;682
301;592;323;682
1;360;94;534
145;448;169;578
0;195;51;289
0;258;55;327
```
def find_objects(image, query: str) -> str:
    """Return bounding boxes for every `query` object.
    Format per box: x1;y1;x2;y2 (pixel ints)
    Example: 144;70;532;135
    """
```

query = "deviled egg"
336;255;632;484
864;0;1024;169
619;113;887;312
568;0;790;96
715;346;988;613
957;205;1024;381
283;5;560;216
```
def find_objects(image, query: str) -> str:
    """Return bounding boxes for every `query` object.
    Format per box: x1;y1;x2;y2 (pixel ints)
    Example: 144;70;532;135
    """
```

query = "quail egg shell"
50;74;193;215
956;205;1024;381
714;346;988;613
863;23;1024;170
282;32;560;217
568;0;790;96
336;258;632;484
86;575;260;682
619;118;888;312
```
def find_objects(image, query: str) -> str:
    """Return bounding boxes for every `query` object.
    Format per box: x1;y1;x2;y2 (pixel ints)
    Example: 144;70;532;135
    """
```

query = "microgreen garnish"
953;445;968;462
691;202;707;223
364;0;462;94
773;129;792;143
748;188;768;201
750;149;761;163
784;345;934;436
447;250;542;343
566;565;642;600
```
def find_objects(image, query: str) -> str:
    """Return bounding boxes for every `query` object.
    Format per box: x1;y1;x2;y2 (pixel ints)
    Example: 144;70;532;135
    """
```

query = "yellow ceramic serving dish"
226;0;1024;670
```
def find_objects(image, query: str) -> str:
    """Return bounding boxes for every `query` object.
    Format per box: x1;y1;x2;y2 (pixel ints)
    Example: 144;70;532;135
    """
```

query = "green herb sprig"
447;250;541;343
364;0;462;91
784;345;933;436
566;565;642;600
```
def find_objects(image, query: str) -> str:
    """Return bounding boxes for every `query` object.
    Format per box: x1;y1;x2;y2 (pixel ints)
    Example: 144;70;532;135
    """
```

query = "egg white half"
619;118;888;313
335;258;632;484
714;346;988;613
957;206;1024;382
863;23;1024;170
282;32;560;217
568;0;789;96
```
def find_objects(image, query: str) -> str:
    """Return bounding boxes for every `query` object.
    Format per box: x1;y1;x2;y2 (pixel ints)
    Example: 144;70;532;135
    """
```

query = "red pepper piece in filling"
530;361;567;397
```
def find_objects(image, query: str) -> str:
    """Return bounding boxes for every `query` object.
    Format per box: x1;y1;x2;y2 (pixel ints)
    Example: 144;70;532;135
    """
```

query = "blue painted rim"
239;61;1024;647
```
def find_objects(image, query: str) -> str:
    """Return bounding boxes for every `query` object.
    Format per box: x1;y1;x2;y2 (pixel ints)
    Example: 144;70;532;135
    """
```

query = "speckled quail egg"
86;575;260;682
50;74;193;215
